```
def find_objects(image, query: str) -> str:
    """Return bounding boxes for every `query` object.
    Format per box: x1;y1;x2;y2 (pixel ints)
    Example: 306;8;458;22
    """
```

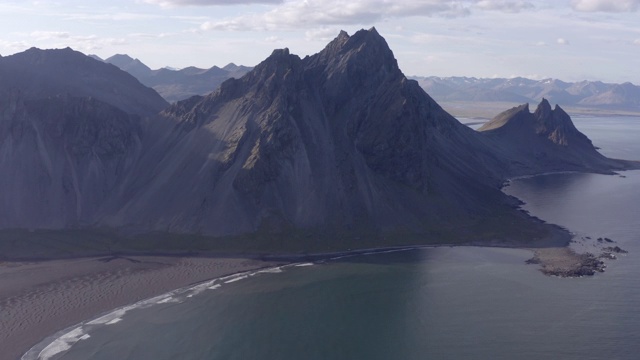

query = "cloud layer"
571;0;639;12
144;0;283;6
197;0;540;32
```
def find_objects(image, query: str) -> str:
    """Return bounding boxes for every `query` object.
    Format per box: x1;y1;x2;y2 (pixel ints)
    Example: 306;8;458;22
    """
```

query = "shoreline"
2;236;618;360
0;256;287;360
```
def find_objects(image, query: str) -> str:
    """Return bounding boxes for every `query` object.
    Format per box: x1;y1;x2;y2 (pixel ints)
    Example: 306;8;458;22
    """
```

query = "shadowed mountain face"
1;30;636;251
99;29;545;243
0;47;162;230
478;99;633;173
0;93;143;229
0;47;168;116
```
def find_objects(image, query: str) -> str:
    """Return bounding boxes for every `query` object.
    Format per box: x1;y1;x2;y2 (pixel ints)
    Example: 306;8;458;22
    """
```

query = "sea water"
25;115;640;360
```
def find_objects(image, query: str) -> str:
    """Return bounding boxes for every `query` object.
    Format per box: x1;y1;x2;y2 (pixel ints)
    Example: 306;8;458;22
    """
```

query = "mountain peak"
270;48;290;57
533;97;552;119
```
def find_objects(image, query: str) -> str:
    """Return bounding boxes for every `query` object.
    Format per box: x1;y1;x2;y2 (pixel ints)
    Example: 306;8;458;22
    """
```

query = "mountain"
95;28;615;249
1;30;636;253
478;99;631;173
105;54;153;80
412;76;640;112
103;56;253;103
579;82;640;108
0;47;163;230
0;47;168;116
0;92;143;229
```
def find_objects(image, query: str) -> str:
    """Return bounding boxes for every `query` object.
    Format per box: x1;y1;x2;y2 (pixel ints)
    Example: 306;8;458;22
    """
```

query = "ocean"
25;115;640;360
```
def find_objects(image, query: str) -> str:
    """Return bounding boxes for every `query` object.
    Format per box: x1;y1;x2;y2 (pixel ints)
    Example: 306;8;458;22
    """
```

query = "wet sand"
0;256;282;360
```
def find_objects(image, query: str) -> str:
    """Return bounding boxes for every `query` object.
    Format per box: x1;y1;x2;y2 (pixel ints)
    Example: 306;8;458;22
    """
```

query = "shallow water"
27;115;640;360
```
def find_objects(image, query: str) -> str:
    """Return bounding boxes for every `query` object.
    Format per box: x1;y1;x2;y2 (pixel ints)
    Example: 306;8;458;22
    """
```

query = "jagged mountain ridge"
412;76;640;111
99;29;555;242
102;54;252;103
478;99;628;173
1;29;636;251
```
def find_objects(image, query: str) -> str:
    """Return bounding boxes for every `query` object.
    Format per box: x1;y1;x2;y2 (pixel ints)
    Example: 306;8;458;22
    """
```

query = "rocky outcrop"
478;99;638;174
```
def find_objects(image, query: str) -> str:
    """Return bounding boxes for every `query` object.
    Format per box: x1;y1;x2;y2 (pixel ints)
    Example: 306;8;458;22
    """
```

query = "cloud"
570;0;639;12
475;0;534;13
305;27;341;42
144;0;283;7
30;31;71;41
634;39;640;45
264;35;280;42
22;31;128;51
199;0;477;32
556;38;569;45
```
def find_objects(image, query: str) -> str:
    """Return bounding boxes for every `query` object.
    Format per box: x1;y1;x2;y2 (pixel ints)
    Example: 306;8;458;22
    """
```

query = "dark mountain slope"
0;48;163;230
2;30;634;253
0;92;143;229
99;29;558;248
479;99;636;173
0;47;168;116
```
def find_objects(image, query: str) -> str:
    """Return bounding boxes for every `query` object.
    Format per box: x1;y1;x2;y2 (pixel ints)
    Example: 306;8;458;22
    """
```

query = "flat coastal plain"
0;256;282;360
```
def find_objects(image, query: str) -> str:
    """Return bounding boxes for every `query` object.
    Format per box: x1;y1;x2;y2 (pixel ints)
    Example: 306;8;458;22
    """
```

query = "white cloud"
476;0;534;13
30;31;70;41
570;0;639;12
199;0;475;32
556;38;569;45
305;27;341;42
634;39;640;45
535;41;547;46
144;0;283;7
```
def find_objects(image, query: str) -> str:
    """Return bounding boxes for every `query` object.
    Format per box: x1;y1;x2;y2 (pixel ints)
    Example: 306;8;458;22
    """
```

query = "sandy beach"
0;256;283;360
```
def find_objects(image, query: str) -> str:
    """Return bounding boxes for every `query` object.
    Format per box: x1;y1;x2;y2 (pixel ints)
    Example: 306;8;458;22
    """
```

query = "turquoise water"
26;115;640;360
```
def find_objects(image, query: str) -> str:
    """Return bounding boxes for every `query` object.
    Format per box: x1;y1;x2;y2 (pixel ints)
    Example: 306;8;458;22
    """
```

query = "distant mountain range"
94;54;640;112
1;30;637;253
411;76;640;111
92;54;252;103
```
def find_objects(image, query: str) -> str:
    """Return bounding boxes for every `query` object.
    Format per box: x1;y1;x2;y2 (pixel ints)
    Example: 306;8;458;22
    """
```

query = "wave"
21;261;315;360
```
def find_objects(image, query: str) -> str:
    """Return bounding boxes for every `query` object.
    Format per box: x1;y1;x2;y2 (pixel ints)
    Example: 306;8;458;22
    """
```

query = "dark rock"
0;29;637;250
603;246;628;254
478;99;638;174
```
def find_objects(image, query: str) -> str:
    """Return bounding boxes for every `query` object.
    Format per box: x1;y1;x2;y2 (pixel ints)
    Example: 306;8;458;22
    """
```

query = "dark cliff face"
0;47;165;229
103;28;518;241
1;30;632;250
478;99;632;173
0;92;142;228
0;47;168;116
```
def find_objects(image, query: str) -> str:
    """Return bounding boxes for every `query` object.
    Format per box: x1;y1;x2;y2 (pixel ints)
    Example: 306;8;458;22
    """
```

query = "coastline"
0;256;286;360
2;232;618;360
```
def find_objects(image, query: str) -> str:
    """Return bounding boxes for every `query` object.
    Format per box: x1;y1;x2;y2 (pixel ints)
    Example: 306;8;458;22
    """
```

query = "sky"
0;0;639;83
